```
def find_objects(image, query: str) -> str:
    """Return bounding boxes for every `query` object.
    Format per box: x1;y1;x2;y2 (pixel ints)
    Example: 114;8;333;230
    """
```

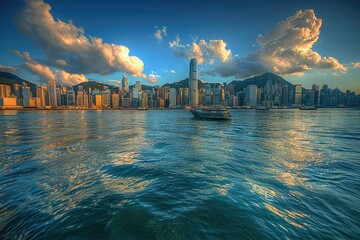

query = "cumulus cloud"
170;70;176;74
14;0;146;78
170;9;346;79
256;9;346;75
55;70;87;86
107;80;122;86
351;62;360;68
14;51;87;85
0;65;17;73
154;26;167;43
169;36;232;65
148;71;160;83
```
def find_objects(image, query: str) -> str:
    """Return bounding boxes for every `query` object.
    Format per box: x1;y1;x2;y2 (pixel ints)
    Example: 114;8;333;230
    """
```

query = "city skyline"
0;0;359;92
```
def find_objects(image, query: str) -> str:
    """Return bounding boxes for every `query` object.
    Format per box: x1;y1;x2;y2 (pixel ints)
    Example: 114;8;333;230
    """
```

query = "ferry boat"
299;105;317;110
255;106;269;110
190;106;231;120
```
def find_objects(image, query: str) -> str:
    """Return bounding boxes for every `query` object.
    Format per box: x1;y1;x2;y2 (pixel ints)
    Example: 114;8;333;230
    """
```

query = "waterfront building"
135;81;142;91
22;83;31;107
122;76;129;96
95;95;102;108
312;84;320;106
36;86;47;108
112;93;119;108
295;84;302;105
67;90;75;106
0;84;11;98
132;88;139;108
101;89;110;107
282;84;289;106
189;58;198;107
0;97;17;107
169;88;177;108
246;85;257;107
213;87;221;105
48;81;57;107
141;91;148;108
205;84;212;105
83;93;89;108
76;87;84;107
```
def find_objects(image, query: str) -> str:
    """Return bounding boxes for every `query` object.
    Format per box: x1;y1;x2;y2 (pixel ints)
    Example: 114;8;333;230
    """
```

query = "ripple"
0;109;359;239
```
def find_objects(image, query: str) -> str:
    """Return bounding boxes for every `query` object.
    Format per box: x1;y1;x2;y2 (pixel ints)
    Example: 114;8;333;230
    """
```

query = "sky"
0;0;359;92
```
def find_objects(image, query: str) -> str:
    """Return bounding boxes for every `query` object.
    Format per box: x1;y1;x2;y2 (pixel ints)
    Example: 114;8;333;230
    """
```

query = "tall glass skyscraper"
122;76;129;96
48;81;57;107
189;58;198;107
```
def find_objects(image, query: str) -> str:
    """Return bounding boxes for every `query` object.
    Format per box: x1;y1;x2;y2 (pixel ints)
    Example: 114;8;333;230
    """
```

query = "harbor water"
0;109;359;239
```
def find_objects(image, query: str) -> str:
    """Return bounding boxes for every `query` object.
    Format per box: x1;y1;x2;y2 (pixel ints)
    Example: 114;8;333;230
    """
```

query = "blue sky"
0;0;359;92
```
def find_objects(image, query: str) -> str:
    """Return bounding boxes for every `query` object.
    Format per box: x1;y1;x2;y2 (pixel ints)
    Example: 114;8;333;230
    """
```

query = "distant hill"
73;80;121;93
1;71;295;96
229;72;295;92
163;78;220;90
0;71;37;97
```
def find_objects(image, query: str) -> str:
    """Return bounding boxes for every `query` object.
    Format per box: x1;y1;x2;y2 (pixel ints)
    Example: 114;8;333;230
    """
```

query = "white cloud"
170;70;176;74
154;26;167;43
169;37;232;65
256;9;346;75
14;0;146;78
351;62;360;68
170;9;346;79
148;70;160;83
107;80;122;86
55;70;87;86
0;65;17;73
14;51;87;85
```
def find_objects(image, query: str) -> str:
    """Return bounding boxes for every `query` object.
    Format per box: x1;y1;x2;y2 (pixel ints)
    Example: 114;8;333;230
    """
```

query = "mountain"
0;71;37;96
163;78;220;90
73;80;120;93
229;72;295;92
1;71;294;95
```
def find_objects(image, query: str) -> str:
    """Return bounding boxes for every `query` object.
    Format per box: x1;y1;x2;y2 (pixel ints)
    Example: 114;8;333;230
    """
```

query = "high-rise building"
22;83;31;107
102;89;110;107
112;93;119;108
132;88;139;108
282;84;289;106
0;84;11;98
135;81;142;91
48;81;57;107
205;84;212;105
122;76;129;96
36;86;47;108
312;84;320;106
212;87;221;105
169;88;177;108
295;84;302;105
189;58;198;107
67;90;75;106
246;85;257;107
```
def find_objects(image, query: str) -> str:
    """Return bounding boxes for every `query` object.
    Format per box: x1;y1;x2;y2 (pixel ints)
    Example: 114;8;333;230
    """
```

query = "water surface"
0;109;359;239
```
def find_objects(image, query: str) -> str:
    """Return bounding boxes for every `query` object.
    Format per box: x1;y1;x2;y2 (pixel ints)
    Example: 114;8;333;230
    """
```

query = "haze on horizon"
0;0;359;92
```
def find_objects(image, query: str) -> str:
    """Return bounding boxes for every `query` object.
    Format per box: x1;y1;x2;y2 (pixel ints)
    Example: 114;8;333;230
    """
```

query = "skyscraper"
295;84;302;105
48;81;57;107
189;58;198;107
246;85;257;107
122;76;129;96
135;81;142;91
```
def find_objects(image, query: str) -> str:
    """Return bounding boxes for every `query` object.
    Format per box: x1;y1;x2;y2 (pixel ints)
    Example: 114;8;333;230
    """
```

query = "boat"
137;107;148;110
190;106;231;120
299;105;317;110
255;106;269;110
